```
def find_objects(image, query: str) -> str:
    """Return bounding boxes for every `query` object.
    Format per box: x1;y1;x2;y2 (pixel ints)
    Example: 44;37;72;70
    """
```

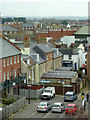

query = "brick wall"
0;54;21;83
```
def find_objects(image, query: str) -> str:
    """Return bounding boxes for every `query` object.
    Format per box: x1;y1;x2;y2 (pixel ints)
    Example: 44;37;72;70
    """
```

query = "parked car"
37;102;52;112
64;91;77;102
41;87;55;100
65;104;78;114
52;102;65;113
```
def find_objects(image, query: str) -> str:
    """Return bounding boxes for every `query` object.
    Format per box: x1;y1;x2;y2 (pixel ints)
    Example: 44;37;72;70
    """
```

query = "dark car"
64;91;77;102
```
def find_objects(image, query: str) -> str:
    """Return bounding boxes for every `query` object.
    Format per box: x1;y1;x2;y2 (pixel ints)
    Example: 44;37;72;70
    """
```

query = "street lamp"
11;70;12;83
28;79;31;104
7;79;9;94
18;68;21;95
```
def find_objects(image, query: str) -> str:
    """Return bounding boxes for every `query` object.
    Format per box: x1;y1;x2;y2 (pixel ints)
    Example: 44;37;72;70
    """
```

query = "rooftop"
74;25;90;35
0;38;21;59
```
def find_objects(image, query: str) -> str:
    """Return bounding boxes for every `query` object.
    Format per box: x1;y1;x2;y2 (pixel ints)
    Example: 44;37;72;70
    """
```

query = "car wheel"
46;109;48;113
49;96;51;100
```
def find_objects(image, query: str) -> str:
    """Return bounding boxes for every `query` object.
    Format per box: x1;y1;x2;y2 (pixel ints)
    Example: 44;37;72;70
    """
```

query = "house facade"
21;42;62;84
0;38;21;83
59;48;86;70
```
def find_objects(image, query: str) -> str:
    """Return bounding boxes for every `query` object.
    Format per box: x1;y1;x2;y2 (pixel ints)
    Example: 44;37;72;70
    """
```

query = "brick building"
37;29;76;40
0;38;21;83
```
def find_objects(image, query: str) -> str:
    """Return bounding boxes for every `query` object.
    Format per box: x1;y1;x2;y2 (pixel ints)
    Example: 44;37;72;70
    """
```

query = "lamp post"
7;79;9;94
18;68;20;95
28;79;31;104
11;70;12;83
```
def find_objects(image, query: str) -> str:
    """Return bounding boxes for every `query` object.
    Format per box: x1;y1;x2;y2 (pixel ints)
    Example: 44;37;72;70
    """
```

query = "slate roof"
59;48;78;55
0;38;21;59
36;43;53;53
22;23;34;28
56;67;73;71
74;26;90;35
29;42;62;64
41;71;77;79
0;25;18;32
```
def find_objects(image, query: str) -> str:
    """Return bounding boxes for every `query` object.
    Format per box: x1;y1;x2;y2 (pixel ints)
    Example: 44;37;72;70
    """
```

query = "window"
44;65;45;72
51;53;52;57
10;57;12;64
7;58;9;66
4;73;6;81
3;59;6;67
29;70;31;78
14;70;16;77
68;55;72;60
32;69;34;81
47;55;48;60
14;56;16;64
7;72;9;80
17;56;19;63
62;55;64;59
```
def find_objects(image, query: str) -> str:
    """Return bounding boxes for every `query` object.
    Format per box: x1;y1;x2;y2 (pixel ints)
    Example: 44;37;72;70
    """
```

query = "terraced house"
0;38;21;84
21;42;62;84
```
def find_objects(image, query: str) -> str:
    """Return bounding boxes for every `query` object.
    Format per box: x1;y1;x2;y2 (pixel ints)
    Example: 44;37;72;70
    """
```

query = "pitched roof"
74;26;90;35
36;43;53;53
0;25;18;32
56;67;73;71
41;70;77;79
0;38;21;59
22;23;34;28
59;48;78;55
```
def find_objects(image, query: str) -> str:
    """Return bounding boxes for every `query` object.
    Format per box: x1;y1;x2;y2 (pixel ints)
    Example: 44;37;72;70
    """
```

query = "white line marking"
43;112;50;118
59;112;65;118
27;111;37;118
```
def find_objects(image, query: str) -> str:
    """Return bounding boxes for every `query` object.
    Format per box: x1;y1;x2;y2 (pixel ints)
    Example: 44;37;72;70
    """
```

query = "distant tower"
67;23;71;29
41;23;42;28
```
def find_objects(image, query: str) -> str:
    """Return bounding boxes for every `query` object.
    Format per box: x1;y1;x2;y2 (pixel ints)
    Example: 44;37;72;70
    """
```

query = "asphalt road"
10;93;85;119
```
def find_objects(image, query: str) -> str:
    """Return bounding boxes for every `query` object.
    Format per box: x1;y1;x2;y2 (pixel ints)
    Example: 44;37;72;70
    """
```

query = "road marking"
27;111;37;118
59;112;65;118
43;112;50;118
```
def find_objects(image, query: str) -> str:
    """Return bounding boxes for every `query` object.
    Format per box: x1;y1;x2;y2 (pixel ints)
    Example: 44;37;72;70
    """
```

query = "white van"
41;87;55;100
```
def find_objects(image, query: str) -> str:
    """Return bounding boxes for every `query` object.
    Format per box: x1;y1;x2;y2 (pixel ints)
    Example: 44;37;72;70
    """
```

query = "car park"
37;102;52;112
65;104;78;114
64;91;77;102
52;102;65;113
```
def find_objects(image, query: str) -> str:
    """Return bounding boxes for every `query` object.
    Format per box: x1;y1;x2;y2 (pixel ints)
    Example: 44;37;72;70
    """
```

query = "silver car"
52;103;65;113
37;102;52;112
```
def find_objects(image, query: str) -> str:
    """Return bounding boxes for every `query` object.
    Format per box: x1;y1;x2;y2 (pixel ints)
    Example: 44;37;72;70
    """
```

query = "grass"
80;86;87;92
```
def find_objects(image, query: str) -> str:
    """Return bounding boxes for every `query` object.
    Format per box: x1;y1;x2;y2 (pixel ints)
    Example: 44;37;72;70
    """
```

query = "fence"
13;87;44;99
1;96;26;119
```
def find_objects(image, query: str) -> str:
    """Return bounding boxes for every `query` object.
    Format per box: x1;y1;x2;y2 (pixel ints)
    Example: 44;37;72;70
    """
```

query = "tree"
62;20;68;25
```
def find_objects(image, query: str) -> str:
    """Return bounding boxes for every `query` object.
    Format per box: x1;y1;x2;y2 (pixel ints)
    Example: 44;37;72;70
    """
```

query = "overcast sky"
0;0;89;17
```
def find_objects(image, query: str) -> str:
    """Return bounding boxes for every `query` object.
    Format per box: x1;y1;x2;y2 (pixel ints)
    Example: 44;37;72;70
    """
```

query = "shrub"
2;98;16;105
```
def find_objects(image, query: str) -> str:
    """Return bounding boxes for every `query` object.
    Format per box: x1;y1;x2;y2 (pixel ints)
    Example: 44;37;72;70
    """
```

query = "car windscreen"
67;106;74;108
53;105;60;107
65;94;73;96
44;90;52;93
39;103;47;106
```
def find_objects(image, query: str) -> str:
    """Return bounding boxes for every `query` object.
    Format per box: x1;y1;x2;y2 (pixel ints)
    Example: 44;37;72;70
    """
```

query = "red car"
65;104;78;114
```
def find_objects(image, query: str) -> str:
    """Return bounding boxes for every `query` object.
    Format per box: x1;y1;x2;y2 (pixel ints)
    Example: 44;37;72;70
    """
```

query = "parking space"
10;94;83;119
